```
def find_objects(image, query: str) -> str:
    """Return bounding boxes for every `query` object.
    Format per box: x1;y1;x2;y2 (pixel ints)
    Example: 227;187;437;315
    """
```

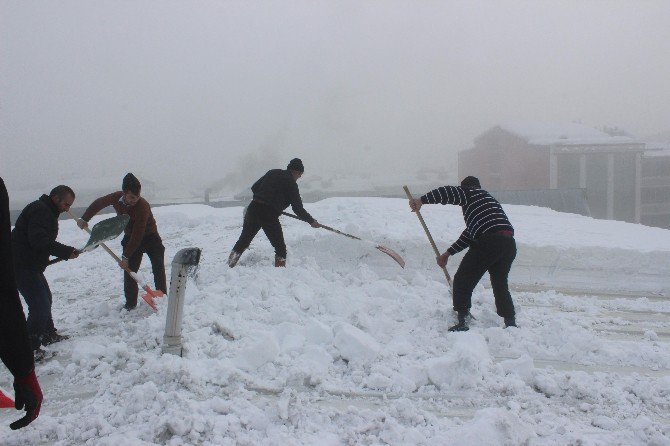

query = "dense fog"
2;1;669;205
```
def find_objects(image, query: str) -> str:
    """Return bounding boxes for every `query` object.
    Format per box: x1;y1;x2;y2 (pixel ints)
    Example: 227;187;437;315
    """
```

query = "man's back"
251;169;295;212
11;196;59;271
252;169;314;223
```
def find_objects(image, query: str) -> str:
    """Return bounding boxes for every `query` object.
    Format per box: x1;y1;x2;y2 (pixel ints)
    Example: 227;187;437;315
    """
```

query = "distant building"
640;142;670;228
459;121;648;224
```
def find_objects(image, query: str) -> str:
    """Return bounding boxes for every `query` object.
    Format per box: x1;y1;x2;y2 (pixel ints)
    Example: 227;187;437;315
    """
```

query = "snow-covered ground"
1;197;669;445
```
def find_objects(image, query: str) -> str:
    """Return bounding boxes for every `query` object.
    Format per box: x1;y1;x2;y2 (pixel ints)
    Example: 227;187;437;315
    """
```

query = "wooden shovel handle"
403;186;453;289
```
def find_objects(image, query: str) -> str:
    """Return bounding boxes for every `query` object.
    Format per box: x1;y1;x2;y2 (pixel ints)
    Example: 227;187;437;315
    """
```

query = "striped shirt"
420;186;514;255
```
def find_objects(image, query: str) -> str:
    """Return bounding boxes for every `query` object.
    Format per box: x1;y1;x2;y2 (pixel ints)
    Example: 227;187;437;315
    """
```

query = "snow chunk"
294;345;333;384
498;354;536;384
304;318;333;345
333;322;381;364
449;407;536;445
233;331;280;371
426;332;492;389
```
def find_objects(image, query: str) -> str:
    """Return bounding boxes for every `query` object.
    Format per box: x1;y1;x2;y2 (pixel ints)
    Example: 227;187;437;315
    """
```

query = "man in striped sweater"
409;176;517;332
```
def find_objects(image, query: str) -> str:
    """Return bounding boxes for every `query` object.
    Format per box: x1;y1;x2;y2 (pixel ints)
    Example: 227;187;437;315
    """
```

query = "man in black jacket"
228;158;320;267
12;185;79;356
409;176;517;332
1;177;44;429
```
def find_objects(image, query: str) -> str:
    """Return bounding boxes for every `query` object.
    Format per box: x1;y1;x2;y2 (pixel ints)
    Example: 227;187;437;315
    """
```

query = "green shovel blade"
79;214;130;252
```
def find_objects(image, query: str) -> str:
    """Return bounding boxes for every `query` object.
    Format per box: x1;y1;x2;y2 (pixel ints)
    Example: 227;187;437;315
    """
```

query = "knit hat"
460;176;481;189
122;173;141;194
287;158;304;173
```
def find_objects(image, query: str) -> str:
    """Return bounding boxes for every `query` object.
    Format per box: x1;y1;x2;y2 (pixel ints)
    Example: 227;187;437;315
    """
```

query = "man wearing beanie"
228;158;320;267
408;176;517;331
77;173;166;310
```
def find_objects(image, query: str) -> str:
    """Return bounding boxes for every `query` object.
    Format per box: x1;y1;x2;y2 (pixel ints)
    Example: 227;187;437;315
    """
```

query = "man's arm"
421;185;468;206
447;228;473;255
289;183;315;224
80;192;121;224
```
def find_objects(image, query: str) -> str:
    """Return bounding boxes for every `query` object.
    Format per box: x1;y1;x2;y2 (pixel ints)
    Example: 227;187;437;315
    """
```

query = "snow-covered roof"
499;121;637;146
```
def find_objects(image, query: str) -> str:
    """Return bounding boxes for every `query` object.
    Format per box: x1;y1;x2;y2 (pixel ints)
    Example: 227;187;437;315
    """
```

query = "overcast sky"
2;0;669;199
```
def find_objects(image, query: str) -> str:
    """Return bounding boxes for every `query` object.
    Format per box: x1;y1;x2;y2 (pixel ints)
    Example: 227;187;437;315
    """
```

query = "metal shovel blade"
375;245;405;268
79;215;130;253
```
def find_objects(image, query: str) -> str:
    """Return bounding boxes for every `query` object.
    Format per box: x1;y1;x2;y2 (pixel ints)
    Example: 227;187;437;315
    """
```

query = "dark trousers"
122;233;167;308
452;233;517;319
15;268;55;350
232;201;286;259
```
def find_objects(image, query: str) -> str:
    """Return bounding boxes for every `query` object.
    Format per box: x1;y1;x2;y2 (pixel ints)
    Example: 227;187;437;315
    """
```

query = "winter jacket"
0;178;37;377
80;191;158;259
251;169;314;223
11;195;74;272
421;185;514;255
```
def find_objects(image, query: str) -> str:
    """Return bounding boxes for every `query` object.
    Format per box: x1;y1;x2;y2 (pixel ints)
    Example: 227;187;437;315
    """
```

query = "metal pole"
162;247;201;356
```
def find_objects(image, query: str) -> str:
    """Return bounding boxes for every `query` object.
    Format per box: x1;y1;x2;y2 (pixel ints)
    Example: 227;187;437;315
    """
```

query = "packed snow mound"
2;197;669;444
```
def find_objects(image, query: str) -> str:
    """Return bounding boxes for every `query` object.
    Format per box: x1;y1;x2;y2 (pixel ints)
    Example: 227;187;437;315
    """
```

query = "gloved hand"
10;369;43;430
69;248;80;259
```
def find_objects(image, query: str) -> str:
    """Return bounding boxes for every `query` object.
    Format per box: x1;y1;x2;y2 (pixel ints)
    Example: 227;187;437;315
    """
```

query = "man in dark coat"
1;177;44;429
409;176;517;331
228;158;320;267
77;173;166;310
12;185;79;355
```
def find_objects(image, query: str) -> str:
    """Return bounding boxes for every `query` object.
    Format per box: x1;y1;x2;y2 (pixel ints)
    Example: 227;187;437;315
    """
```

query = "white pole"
162;247;201;356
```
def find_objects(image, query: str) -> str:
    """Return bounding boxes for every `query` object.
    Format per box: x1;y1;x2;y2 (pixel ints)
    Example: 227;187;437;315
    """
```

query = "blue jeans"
15;268;55;351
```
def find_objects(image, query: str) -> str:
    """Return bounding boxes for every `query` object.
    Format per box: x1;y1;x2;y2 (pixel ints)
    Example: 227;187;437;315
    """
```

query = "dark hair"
287;158;304;173
122;173;141;195
49;185;75;200
460;176;481;189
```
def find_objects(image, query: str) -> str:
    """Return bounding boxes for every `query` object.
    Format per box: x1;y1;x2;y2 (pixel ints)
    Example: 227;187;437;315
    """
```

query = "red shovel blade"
375;245;405;268
0;387;15;408
141;286;165;311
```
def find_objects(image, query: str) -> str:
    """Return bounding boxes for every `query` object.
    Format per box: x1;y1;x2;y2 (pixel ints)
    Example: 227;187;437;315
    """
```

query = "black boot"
448;312;470;332
504;317;517;328
42;331;70;346
227;250;241;268
33;348;55;362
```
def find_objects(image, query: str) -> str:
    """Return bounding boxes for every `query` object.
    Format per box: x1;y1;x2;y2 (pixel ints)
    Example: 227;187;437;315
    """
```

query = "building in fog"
640;141;670;228
459;121;656;224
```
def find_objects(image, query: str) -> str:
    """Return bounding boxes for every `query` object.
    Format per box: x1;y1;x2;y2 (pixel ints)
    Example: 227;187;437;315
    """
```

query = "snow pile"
1;197;669;445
